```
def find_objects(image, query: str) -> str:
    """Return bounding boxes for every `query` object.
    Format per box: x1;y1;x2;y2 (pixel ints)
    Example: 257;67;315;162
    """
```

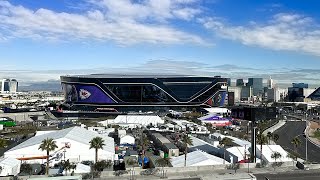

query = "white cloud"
88;0;201;22
1;60;320;87
0;0;205;45
201;13;320;56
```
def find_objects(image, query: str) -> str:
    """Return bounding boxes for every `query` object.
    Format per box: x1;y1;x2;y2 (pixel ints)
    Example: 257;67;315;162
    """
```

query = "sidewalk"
262;120;286;136
96;165;318;180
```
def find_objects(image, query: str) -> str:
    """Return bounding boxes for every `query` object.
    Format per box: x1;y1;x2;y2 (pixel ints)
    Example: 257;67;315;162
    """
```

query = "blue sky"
1;0;320;86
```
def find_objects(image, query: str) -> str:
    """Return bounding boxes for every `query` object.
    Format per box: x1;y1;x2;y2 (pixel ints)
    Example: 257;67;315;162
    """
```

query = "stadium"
60;74;228;112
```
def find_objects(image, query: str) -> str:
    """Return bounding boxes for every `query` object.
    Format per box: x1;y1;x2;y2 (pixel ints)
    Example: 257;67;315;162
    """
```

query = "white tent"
189;136;220;154
0;157;20;176
171;150;229;167
120;135;135;145
4;127;115;165
74;163;91;174
203;108;230;114
108;115;164;127
226;146;250;163
256;145;291;163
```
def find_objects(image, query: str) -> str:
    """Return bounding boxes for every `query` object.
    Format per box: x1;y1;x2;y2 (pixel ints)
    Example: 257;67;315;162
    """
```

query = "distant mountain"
19;80;62;92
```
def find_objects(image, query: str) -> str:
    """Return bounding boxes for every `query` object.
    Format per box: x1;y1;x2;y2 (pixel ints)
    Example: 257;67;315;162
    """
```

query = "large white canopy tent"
171;150;229;167
0;157;20;176
4;127;115;165
107;115;164;127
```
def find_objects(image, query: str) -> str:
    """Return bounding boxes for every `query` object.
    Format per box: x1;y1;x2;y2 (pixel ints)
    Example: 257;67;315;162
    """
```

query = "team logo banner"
79;89;91;100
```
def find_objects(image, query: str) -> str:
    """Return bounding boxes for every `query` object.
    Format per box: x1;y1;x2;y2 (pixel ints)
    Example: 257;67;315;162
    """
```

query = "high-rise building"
288;83;313;102
236;79;244;86
240;86;252;100
1;79;19;93
267;76;274;89
228;86;241;103
1;79;10;92
9;79;18;92
226;78;231;86
292;83;308;88
247;78;263;96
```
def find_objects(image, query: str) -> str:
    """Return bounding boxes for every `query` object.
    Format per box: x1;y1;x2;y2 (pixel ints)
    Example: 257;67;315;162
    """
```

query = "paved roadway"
274;121;320;163
255;169;320;180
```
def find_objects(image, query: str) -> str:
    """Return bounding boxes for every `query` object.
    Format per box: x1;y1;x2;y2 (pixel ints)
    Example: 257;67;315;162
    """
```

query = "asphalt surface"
274;121;320;163
255;169;320;180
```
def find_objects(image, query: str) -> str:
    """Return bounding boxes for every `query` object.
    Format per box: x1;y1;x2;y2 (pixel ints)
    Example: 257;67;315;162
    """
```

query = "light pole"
63;149;66;161
244;144;249;173
305;112;308;163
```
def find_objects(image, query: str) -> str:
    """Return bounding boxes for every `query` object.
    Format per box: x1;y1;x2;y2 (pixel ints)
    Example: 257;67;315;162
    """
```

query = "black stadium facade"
60;74;228;112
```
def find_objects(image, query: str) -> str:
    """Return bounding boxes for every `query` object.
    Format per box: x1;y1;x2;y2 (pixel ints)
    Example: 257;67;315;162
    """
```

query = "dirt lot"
310;121;320;130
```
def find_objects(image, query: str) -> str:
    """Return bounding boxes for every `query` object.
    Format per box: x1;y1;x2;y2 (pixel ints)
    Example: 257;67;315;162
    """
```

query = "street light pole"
305;112;308;163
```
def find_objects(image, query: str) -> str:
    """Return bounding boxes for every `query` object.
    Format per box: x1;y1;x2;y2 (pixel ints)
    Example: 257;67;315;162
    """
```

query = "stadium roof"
171;150;229;167
62;74;223;79
7;127;114;153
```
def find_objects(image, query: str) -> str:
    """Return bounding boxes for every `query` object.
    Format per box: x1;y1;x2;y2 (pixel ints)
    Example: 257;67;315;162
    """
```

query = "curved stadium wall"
60;75;227;111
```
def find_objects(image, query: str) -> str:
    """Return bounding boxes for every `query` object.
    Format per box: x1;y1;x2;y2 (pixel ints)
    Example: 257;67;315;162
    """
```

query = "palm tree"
291;137;302;154
272;134;279;143
61;160;71;176
89;137;105;163
271;151;282;162
271;151;282;171
219;137;233;164
138;133;149;169
287;152;299;167
219;137;233;147
127;158;137;180
38;138;58;175
257;133;268;162
127;158;137;168
182;134;193;167
0;139;7;148
266;132;273;144
155;157;171;178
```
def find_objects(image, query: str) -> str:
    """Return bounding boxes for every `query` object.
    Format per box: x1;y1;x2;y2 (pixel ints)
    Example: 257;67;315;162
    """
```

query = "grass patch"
312;130;320;139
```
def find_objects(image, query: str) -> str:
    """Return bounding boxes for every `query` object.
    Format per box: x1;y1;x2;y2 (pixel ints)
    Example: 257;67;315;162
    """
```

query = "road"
255;170;320;180
274;121;320;163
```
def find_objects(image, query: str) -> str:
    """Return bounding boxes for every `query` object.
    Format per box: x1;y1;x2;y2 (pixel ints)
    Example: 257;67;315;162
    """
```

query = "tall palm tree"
89;137;105;163
272;134;279;143
38;138;58;175
257;133;268;162
266;132;273;144
291;137;302;154
182;134;193;167
271;151;282;171
155;157;171;178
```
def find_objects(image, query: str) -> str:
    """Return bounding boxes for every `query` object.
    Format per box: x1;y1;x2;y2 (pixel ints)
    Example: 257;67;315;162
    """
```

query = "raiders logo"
79;89;91;100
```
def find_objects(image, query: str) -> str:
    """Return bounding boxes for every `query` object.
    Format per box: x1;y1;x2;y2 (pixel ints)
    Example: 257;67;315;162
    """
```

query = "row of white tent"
98;115;164;128
170;135;293;168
